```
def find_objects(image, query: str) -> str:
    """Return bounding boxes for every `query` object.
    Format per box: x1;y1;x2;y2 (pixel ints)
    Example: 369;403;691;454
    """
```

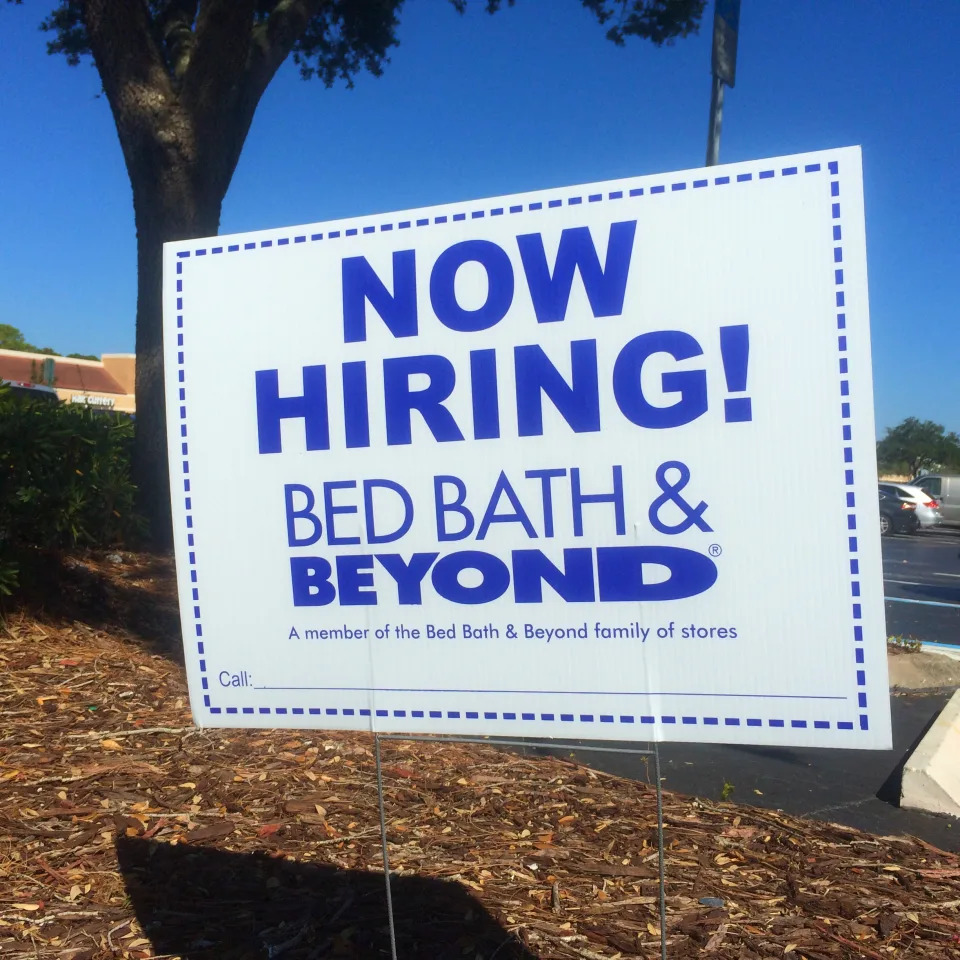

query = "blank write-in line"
253;685;846;700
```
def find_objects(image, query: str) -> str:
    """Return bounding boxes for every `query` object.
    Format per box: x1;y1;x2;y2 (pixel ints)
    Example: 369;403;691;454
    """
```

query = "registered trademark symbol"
709;544;722;557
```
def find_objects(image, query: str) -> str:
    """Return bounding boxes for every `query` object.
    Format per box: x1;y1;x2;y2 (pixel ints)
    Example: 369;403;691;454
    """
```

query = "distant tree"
0;323;31;352
0;322;97;360
876;418;960;477
0;323;57;355
7;0;704;545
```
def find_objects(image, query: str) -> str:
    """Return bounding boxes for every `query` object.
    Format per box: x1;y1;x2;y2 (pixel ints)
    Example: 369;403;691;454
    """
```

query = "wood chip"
1;550;958;959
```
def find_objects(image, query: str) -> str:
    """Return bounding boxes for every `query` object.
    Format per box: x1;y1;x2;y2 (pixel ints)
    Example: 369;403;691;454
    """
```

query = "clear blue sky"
1;2;957;436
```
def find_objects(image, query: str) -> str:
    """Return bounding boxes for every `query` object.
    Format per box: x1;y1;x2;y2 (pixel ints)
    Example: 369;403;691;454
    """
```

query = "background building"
0;349;136;412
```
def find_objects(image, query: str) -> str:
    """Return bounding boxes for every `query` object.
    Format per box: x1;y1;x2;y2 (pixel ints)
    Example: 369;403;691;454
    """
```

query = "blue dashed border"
174;158;862;734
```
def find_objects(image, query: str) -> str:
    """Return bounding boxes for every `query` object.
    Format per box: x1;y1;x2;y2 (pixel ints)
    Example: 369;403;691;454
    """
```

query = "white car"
0;379;58;403
878;482;942;529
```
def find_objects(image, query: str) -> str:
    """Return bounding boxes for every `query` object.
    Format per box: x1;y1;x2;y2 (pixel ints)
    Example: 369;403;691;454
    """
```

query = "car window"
915;477;941;498
4;384;58;404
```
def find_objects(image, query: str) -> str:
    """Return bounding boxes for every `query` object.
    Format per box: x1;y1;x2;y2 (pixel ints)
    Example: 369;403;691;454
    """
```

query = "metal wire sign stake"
374;734;669;960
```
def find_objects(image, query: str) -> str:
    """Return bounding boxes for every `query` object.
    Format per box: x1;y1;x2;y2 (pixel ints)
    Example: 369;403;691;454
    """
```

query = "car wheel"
879;514;891;536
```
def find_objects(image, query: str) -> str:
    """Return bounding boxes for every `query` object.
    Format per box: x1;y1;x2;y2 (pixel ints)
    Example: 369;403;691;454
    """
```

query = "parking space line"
885;596;960;610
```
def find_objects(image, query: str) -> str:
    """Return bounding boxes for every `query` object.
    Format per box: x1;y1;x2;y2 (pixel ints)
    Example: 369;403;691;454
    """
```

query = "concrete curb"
920;642;960;662
901;689;960;819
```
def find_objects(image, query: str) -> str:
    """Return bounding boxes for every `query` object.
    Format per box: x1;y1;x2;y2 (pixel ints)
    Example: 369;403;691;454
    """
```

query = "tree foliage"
876;417;960;478
39;0;406;87
0;322;57;356
37;1;705;78
0;323;34;352
9;0;705;544
579;0;705;45
0;322;97;360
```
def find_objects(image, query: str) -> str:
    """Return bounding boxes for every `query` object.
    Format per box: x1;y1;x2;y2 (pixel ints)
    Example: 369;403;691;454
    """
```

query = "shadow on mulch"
116;836;535;960
8;548;184;662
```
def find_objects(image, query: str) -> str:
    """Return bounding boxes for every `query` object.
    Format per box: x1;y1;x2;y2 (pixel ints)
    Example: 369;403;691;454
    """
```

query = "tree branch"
82;0;181;170
83;0;169;96
180;0;257;121
197;0;324;193
255;0;327;79
156;0;200;80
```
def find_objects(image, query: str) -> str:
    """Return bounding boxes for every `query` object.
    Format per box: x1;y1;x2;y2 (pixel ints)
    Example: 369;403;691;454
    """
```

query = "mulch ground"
1;552;959;960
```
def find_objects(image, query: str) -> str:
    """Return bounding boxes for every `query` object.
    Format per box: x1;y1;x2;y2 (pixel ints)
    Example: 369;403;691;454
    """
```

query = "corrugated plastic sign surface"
163;146;892;748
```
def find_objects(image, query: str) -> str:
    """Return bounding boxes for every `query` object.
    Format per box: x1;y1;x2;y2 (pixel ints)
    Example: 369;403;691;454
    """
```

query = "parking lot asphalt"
883;526;960;647
502;528;960;852
511;691;958;852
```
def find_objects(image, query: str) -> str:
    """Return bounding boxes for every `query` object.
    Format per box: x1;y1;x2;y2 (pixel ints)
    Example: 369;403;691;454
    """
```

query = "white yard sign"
164;147;891;748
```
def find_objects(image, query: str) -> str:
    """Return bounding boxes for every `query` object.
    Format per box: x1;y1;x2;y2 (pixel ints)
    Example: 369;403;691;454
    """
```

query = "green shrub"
0;389;144;590
887;634;923;654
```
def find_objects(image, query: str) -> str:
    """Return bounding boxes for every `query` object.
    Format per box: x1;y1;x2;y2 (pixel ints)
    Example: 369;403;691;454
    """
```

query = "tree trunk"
132;178;222;549
79;3;294;547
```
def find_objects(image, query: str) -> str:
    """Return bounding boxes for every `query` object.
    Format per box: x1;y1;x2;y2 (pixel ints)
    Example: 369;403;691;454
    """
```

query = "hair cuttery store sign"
70;394;115;408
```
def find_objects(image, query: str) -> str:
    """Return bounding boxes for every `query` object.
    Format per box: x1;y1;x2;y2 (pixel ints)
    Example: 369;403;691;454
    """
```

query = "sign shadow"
116;835;536;959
